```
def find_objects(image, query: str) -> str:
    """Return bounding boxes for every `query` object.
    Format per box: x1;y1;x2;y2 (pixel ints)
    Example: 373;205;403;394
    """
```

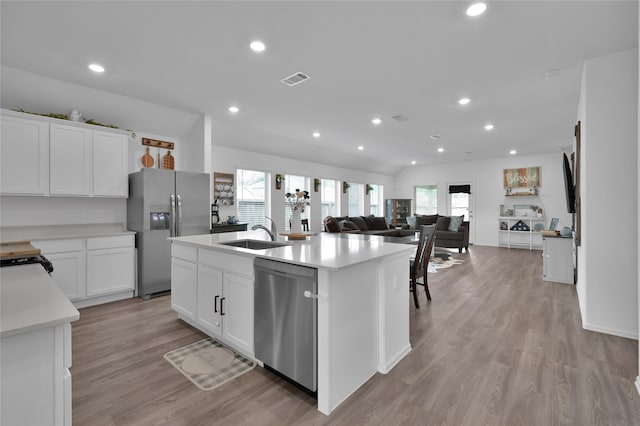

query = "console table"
210;223;248;234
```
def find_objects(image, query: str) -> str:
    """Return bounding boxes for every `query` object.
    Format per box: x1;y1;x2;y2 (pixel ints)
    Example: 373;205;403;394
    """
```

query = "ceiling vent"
281;72;310;86
391;114;409;122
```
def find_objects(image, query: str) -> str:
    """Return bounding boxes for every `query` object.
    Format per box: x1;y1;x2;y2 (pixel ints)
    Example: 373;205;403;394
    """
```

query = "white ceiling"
1;1;637;175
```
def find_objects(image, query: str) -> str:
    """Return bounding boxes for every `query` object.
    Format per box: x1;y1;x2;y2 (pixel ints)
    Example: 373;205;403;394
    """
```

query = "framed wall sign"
503;166;541;188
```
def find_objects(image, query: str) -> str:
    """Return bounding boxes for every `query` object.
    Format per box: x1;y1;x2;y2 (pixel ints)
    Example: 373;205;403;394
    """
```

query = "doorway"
448;182;475;245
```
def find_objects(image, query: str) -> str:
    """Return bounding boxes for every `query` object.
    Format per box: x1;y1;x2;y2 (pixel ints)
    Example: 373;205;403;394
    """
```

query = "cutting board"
142;147;154;168
0;241;41;260
163;150;175;170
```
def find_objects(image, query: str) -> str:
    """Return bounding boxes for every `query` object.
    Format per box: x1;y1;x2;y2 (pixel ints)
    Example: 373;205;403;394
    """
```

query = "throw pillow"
339;220;359;231
348;216;369;231
448;215;464;232
371;216;390;230
406;216;416;229
435;216;450;231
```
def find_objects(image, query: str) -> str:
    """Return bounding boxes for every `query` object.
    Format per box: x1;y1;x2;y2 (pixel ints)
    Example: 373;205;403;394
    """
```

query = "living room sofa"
409;214;469;253
323;216;416;237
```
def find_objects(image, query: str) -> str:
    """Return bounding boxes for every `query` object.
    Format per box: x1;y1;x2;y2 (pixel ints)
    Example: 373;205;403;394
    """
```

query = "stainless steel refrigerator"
127;168;210;299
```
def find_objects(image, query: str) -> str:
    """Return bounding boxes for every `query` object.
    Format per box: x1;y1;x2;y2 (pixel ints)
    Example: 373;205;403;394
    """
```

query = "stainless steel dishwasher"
254;257;318;393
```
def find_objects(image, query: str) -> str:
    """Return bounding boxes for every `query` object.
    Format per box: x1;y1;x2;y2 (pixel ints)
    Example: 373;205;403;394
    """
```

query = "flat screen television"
563;153;576;213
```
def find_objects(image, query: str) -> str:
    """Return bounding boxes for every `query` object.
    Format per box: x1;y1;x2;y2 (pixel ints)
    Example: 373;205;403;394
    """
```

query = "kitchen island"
1;264;80;426
170;230;414;415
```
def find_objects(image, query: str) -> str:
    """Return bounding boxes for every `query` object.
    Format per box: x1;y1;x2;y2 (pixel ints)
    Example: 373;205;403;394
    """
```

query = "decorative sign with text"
503;166;541;188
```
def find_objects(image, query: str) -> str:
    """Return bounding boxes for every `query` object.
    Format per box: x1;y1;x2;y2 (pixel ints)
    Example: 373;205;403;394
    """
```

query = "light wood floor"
72;246;640;425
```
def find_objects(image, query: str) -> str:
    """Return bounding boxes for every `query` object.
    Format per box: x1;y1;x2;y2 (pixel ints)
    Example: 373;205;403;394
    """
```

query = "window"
321;179;339;220
415;185;437;215
369;184;383;216
284;174;310;231
449;184;472;220
348;183;364;216
236;169;268;228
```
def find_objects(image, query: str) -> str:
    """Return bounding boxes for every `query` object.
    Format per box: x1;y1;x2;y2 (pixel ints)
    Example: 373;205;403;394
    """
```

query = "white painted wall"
0;196;125;227
577;47;638;339
211;145;394;233
394;152;572;247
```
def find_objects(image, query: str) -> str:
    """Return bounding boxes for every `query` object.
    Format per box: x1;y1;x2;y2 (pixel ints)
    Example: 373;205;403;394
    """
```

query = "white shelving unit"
498;216;545;250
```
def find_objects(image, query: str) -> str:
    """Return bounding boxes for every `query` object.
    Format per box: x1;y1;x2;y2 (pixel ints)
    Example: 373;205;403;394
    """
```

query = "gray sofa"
323;215;416;237
409;214;469;253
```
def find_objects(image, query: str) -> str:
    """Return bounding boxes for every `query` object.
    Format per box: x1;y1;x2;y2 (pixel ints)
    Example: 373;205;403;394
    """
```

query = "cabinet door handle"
220;297;226;316
214;295;219;313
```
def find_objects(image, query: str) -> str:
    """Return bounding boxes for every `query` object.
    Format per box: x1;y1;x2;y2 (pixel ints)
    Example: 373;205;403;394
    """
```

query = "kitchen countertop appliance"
127;168;210;299
254;257;318;393
0;241;53;273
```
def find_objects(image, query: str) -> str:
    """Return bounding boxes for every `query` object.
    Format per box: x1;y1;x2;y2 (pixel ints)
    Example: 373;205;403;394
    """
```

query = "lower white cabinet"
1;323;73;426
86;236;135;296
32;234;135;307
543;236;574;284
171;257;198;321
171;244;254;357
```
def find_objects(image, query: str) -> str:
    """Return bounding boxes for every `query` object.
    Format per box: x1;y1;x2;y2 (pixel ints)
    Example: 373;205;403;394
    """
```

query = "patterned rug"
428;257;464;273
164;338;256;391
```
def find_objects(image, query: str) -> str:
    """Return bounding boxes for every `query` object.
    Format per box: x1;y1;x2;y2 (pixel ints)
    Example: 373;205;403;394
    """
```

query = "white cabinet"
221;272;254;353
49;124;92;196
1;109;129;198
543;236;574;284
498;216;545;250
32;234;135;307
1;323;73;426
32;239;85;301
197;264;224;336
86;236;135;296
171;246;254;356
0;115;49;195
93;130;128;197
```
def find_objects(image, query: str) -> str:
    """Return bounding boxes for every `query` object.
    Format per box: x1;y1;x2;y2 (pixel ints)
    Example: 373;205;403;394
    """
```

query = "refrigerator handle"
170;194;176;237
177;194;183;237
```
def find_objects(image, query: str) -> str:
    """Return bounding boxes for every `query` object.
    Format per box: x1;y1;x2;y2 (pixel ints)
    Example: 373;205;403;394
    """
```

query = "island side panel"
377;252;411;373
317;262;378;415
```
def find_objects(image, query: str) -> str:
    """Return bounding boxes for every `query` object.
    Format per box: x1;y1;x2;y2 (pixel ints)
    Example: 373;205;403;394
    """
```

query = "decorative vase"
290;209;303;233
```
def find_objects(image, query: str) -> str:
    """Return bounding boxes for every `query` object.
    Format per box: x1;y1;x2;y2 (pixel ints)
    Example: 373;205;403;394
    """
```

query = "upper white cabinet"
93;131;128;197
0;109;129;198
0;115;49;195
50;124;92;196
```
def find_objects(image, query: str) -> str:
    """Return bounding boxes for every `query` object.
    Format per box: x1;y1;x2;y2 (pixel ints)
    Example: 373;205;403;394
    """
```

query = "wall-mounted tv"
563;153;576;213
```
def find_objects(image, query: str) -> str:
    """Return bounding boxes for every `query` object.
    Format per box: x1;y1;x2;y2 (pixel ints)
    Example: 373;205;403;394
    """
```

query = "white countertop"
170;230;414;270
1;264;80;338
0;223;135;243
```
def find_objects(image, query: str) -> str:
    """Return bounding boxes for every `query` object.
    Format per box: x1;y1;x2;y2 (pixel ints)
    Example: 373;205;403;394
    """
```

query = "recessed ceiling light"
510;150;517;155
371;118;382;125
411;160;417;165
357;145;364;151
249;40;266;52
458;97;471;105
466;2;487;17
438;147;444;153
484;124;494;130
228;106;239;113
88;63;105;73
312;132;320;138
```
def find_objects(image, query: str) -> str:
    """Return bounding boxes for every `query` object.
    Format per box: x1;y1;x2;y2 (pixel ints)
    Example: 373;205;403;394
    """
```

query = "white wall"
394;152;572;247
577;47;638;339
211;145;394;233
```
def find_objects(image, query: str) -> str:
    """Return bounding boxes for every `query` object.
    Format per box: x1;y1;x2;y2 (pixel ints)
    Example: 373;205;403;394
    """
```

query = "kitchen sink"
219;239;289;250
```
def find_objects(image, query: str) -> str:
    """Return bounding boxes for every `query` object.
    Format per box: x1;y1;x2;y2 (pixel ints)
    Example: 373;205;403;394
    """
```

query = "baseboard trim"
378;343;412;374
72;290;134;309
582;322;639;340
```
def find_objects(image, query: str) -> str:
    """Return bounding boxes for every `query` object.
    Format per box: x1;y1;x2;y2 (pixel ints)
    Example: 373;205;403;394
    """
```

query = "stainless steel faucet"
251;216;278;241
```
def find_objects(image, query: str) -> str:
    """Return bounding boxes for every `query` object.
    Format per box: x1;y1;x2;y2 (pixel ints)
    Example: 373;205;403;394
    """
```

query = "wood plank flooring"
72;246;640;425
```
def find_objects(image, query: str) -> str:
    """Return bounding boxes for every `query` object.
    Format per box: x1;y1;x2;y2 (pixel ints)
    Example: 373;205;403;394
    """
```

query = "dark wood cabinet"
385;199;411;225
